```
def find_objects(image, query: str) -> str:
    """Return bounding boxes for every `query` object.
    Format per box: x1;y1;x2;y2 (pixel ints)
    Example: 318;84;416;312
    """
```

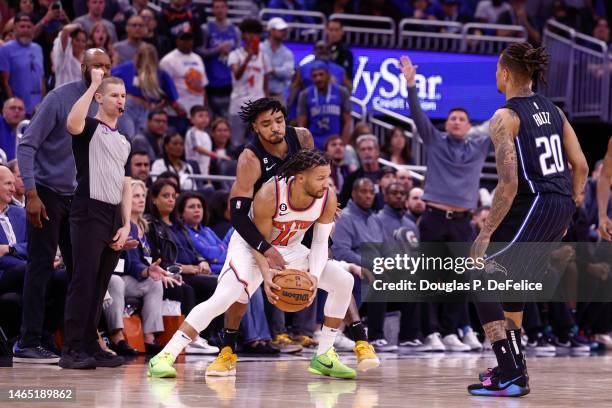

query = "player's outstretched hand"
264;246;287;270
400;56;417;88
599;216;612;241
262;268;281;305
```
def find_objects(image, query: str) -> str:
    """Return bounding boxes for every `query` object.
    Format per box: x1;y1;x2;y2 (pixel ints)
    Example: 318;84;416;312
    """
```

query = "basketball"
272;269;315;312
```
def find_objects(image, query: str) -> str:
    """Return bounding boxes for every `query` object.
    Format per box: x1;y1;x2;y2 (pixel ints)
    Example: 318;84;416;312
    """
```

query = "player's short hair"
239;18;263;34
500;42;549;86
277;149;330;181
96;76;125;94
448;107;469;119
238;97;286;124
190;105;208;117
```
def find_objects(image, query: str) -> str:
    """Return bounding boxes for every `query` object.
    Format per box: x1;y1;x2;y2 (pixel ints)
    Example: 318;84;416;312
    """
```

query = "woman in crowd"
151;134;199;191
51;23;87;87
140;7;172;58
104;179;182;356
382;126;414;166
112;43;185;138
146;179;219;354
209;118;240;190
88;21;117;65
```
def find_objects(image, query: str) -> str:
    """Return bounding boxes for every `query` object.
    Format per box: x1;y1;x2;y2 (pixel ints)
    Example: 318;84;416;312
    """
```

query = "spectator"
0;166;27;278
332;178;383;306
436;0;473;31
269;0;314;23
325;135;350;194
411;0;437;20
177;191;228;274
146;180;223;349
132;109;170;161
112;43;183;139
318;0;359;15
371;182;428;351
592;17;610;47
227;18;270;147
0;98;26;162
141;7;172;58
7;159;25;207
151;133;199;191
208;117;239;190
497;0;542;45
406;186;425;222
396;168;414;192
127;150;151;186
14;49;113;364
198;0;240;119
382;127;413;166
401;55;489;352
208;189;231;239
114;15;145;65
185;105;217;177
159;0;205;48
474;0;512;23
51;24;88;87
0;13;44;116
159;26;208;135
87;21;117;65
339;134;383;208
262;18;294;104
104;179;178;356
31;1;70;78
326;19;354;83
74;0;118;43
123;0;150;20
297;61;352;149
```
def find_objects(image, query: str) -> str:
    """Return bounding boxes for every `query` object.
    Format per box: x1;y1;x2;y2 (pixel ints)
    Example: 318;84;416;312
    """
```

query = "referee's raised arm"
67;69;104;136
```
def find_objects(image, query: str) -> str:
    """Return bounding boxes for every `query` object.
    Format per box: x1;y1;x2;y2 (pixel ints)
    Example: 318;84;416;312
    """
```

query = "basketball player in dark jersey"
466;43;589;397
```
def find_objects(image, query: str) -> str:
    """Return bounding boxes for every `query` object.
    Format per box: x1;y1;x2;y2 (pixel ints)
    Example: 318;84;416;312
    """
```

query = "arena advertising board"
287;42;506;121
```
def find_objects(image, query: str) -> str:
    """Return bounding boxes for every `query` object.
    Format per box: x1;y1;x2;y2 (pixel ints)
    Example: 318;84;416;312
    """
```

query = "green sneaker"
308;348;356;379
148;352;177;378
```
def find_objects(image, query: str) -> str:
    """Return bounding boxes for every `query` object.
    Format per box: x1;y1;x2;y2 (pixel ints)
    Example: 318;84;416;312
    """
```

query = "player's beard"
305;185;325;199
255;129;284;145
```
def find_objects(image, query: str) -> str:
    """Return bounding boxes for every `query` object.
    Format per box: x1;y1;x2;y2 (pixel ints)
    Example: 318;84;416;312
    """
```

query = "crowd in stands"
0;0;611;361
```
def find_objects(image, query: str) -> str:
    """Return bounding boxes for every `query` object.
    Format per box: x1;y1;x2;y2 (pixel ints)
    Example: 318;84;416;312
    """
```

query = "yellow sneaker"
293;334;318;348
353;341;380;372
205;346;237;377
271;333;303;353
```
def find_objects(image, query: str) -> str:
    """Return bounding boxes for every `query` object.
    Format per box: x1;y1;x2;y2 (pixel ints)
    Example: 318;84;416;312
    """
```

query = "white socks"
161;330;193;360
316;325;339;356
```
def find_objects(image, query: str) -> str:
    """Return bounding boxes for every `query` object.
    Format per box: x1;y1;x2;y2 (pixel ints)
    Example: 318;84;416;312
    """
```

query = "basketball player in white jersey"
148;149;379;379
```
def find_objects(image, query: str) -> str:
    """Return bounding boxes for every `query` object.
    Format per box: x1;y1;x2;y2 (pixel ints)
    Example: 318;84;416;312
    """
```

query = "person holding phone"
227;18;271;147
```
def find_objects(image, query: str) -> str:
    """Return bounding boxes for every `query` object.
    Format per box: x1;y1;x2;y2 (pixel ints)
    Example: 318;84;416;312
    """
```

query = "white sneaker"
186;336;220;355
442;334;471;352
462;331;483;351
398;339;432;352
424;333;446;352
370;338;398;352
334;332;356;352
482;338;492;350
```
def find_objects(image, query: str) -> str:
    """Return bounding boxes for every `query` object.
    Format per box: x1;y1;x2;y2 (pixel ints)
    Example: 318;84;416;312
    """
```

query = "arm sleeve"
331;216;361;265
309;222;334;280
407;86;442;146
16;92;58;190
230;196;271;254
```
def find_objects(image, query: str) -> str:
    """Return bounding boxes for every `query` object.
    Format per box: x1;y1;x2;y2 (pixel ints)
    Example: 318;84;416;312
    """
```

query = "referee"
59;70;132;369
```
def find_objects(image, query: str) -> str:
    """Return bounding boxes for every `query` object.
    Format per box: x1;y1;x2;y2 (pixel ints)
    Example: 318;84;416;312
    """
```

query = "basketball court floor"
1;350;611;407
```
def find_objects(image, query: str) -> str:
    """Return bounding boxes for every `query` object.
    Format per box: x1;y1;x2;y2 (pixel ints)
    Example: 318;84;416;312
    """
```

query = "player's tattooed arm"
471;109;519;260
295;127;315;149
557;105;589;208
482;108;519;237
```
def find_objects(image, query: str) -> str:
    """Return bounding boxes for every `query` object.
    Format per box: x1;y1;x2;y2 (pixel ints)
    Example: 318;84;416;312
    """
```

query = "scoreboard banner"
287;42;505;122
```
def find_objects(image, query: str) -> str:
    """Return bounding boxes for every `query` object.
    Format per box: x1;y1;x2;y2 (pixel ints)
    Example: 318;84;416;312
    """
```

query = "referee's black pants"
63;197;123;355
20;185;73;348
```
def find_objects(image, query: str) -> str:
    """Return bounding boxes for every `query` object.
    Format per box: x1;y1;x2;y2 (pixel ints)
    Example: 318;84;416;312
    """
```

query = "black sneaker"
13;343;60;364
111;340;139;356
59;349;96;369
144;342;163;355
93;350;124;367
468;371;530;397
479;355;529;382
242;341;281;355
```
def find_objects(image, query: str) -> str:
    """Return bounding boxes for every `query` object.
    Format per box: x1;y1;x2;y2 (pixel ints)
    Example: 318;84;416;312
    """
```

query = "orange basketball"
272;269;315;312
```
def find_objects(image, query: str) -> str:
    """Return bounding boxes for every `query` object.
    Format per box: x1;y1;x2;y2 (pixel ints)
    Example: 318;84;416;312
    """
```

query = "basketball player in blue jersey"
459;43;589;396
